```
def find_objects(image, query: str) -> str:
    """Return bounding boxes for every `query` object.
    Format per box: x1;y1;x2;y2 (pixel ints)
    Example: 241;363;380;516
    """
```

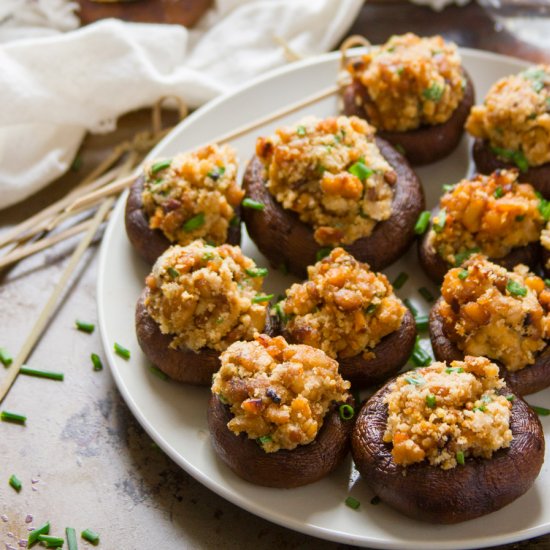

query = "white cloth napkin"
0;0;363;210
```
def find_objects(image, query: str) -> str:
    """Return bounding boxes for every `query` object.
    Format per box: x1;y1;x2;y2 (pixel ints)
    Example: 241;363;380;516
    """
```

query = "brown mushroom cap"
429;296;550;395
472;139;550;199
351;380;545;523
283;309;416;389
207;394;355;488
125;175;241;265
242;137;424;278
418;218;541;284
341;72;475;165
135;289;273;385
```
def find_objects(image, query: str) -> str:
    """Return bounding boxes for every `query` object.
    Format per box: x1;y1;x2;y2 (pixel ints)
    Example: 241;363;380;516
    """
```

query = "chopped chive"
405;375;425;386
426;394;436;408
411;348;431;366
70;155;82;172
28;522;51;548
75;320;95;334
423;82;444;102
506;394;515;401
339;404;355;420
257;435;272;445
242;197;265;210
392;272;408;289
348;159;374;181
66;527;77;550
91;353;103;371
458;268;469;280
531;405;550;416
506;279;527;297
415;315;429;331
516;214;525;222
545;279;550;287
207;166;225;180
167;267;179;278
418;287;435;303
442;183;455;193
414;211;431;235
365;303;377;314
1;410;26;425
446;367;464;374
81;529;100;545
20;367;64;381
296;125;307;137
345;496;360;510
274;302;288;324
456;450;465;465
490;145;529;172
245;267;268;278
403;299;418;317
494;186;504;198
9;474;21;492
114;343;130;360
473;405;487;412
432;208;446;233
370;496;381;505
538;195;550;222
150;159;172;174
202;252;215;262
454;247;480;267
38;534;65;547
252;294;274;304
0;347;13;367
229;215;240;227
316;247;332;261
182;212;205;232
149;366;168;381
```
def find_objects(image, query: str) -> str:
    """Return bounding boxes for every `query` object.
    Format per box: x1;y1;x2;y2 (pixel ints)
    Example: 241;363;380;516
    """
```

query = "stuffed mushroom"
352;356;544;523
242;115;424;277
135;240;272;385
208;333;354;488
277;248;416;387
340;33;475;165
429;255;550;395
125;144;243;264
419;169;543;283
466;65;550;197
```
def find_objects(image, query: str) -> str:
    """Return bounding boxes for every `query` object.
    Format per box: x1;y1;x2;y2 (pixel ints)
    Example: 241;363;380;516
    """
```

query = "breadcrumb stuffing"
346;33;465;132
466;65;550;167
282;248;405;359
256;116;395;246
384;356;512;469
212;333;351;452
438;255;550;371
145;241;267;352
429;170;542;264
142;144;244;245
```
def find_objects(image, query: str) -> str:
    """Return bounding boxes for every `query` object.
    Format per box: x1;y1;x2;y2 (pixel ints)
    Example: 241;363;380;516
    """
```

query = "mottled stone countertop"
2;3;550;548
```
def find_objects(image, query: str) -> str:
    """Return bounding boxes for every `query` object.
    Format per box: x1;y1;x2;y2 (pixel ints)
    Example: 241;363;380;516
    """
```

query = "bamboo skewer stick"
0;197;114;405
0;211;112;270
67;83;340;213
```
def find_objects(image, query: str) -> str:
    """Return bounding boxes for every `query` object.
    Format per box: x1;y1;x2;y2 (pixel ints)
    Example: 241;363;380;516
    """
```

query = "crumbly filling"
466;65;550;167
145;241;268;352
542;222;550;270
346;33;465;132
383;356;512;469
429;170;542;265
281;248;405;359
212;333;351;453
439;255;550;371
141;144;244;245
256;116;395;246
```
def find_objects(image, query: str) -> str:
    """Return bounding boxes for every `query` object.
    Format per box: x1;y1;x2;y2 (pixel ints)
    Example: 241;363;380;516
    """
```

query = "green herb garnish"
538;194;550;221
458;268;469;280
490;145;529;172
252;294;274;303
28;522;51;548
415;315;429;331
0;347;13;367
75;320;95;334
531;405;550;416
207;166;225;180
91;353;103;371
494;186;504;198
9;474;22;492
454;247;480;267
316;247;332;262
432;208;447;233
365;304;377;314
425;394;437;408
506;279;527;297
348;159;374;181
257;435;272;445
20;367;64;381
182;212;205;232
150;159;172;175
414;211;431;235
81;529;100;545
242;197;265;210
506;394;515;401
114;342;130;360
149;366;168;381
456;450;465;465
37;535;64;547
66;527;78;550
245;267;268;278
392;272;408;290
339;404;355;420
405;375;425;386
1;410;26;425
403;299;418;317
167;267;179;278
229;216;241;227
422;82;444;102
446;367;464;374
296;125;307;137
345;496;360;510
418;287;435;303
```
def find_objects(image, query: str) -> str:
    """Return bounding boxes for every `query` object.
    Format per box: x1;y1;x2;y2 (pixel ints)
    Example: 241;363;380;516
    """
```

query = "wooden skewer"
0;197;114;405
0;211;112;270
0;164;123;249
67;83;340;213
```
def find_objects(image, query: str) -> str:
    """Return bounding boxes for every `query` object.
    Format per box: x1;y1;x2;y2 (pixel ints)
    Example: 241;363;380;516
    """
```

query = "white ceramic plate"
97;49;550;549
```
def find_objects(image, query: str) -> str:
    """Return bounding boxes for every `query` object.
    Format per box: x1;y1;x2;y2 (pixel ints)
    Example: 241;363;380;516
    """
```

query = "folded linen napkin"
0;0;363;210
